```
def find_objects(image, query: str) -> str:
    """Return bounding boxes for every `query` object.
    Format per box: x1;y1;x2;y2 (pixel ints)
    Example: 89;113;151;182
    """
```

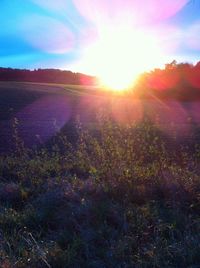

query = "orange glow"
74;25;165;91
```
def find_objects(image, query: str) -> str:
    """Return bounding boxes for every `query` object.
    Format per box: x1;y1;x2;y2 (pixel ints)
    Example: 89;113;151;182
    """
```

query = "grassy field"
0;81;110;152
0;81;122;121
0;82;200;267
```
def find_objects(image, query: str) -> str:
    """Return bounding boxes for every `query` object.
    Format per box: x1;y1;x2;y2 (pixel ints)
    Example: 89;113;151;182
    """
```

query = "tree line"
0;67;95;85
135;60;200;100
1;62;200;100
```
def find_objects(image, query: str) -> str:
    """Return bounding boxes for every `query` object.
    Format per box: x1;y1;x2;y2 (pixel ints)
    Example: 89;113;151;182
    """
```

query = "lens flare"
20;15;75;54
77;25;164;90
70;0;189;90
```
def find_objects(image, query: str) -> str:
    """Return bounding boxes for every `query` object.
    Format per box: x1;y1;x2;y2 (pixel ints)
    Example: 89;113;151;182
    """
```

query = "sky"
1;0;200;77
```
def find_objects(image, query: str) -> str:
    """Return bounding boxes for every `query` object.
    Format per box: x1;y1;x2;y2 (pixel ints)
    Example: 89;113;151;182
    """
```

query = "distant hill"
0;67;96;86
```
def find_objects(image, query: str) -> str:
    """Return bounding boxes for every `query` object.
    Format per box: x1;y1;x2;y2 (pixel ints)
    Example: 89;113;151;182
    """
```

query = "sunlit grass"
0;115;200;267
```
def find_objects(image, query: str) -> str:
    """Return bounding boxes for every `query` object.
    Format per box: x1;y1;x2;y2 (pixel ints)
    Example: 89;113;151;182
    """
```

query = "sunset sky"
1;0;200;79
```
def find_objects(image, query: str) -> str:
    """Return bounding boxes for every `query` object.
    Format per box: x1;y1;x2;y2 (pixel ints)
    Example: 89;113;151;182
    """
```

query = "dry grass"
0;116;200;267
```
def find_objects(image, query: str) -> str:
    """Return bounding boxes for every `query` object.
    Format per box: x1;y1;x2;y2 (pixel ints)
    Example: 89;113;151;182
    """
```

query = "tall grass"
0;115;200;267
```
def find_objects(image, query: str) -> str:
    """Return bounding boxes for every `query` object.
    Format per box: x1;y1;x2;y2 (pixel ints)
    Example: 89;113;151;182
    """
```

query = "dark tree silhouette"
0;67;96;86
134;60;200;100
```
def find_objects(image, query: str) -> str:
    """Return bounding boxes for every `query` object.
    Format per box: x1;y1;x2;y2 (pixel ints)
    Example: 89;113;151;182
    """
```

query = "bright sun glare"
77;25;165;91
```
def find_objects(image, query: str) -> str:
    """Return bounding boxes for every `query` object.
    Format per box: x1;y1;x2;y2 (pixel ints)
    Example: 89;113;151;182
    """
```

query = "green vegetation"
0;114;200;267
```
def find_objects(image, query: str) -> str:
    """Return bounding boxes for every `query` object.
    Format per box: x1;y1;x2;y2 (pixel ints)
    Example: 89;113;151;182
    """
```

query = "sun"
74;25;165;91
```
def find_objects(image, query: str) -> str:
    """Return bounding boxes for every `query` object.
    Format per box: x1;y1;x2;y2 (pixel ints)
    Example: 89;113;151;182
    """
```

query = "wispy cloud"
19;14;75;54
